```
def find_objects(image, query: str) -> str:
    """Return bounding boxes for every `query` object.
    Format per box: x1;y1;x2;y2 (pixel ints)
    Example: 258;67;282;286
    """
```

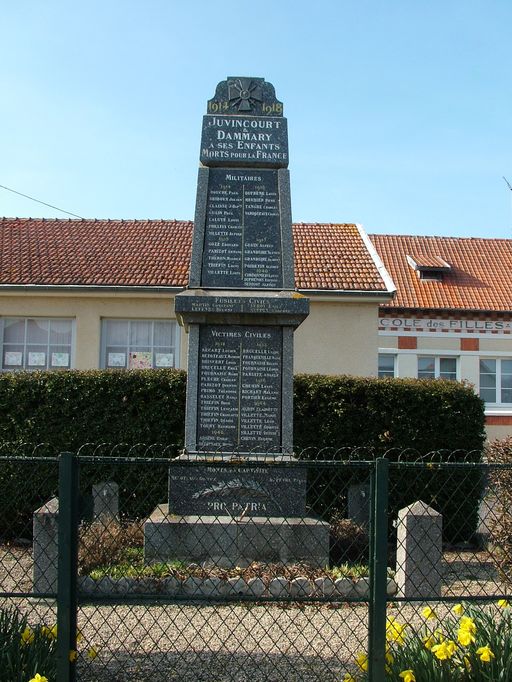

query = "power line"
0;183;84;219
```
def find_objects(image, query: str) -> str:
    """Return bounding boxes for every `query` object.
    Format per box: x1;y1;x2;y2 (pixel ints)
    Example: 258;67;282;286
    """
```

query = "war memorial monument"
144;77;329;567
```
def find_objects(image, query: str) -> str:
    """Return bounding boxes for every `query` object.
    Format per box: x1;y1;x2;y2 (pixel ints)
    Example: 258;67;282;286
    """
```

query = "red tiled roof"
0;219;192;287
0;218;389;293
293;223;388;291
371;233;512;312
407;254;450;270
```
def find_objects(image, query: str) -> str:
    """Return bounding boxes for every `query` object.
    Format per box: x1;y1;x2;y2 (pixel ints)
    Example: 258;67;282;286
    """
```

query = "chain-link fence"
1;446;511;681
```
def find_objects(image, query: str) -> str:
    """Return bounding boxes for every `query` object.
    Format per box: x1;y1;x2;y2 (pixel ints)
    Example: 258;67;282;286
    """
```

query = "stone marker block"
201;577;227;597
92;481;119;522
227;577;249;596
33;497;59;594
163;576;181;596
348;483;371;528
353;577;370;598
334;578;355;598
290;577;313;598
314;576;336;598
268;576;289;598
247;577;266;597
182;576;204;597
476;488;499;548
395;500;443;598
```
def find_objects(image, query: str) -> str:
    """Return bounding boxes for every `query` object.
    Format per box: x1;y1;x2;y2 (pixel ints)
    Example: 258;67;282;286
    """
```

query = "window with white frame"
1;318;73;370
417;356;457;381
378;354;396;378
479;359;512;405
101;319;178;369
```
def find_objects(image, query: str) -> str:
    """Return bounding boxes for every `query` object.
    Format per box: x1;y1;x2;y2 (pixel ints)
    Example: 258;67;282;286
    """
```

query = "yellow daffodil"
355;651;368;672
457;628;475;646
498;599;509;608
41;624;57;640
399;671;416;682
459;616;476;634
452;603;464;615
431;639;457;660
87;645;99;660
476;645;495;663
343;674;357;682
386;617;407;645
463;655;471;672
421;606;437;620
29;675;48;682
21;626;34;645
76;628;83;643
457;627;475;646
434;629;445;642
423;633;436;650
69;649;78;662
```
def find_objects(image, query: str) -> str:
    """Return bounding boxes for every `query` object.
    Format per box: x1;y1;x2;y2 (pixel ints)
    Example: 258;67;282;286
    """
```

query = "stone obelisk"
175;76;308;457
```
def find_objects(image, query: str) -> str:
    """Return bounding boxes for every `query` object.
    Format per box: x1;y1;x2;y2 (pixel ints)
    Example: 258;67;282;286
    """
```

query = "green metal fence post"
368;457;389;682
57;451;79;682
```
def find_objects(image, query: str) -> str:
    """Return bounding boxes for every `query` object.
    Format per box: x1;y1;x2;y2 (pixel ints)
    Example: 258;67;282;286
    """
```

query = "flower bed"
345;600;512;681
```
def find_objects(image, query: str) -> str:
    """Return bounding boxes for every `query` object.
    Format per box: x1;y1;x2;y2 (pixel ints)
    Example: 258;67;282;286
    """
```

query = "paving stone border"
78;574;398;599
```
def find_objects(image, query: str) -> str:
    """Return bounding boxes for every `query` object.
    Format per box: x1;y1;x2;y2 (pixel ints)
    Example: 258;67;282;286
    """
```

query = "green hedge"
0;369;186;448
0;370;485;543
294;374;486;544
294;374;485;453
0;369;187;541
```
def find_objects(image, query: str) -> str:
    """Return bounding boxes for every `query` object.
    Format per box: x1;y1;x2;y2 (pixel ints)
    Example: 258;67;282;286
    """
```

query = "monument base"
143;505;330;568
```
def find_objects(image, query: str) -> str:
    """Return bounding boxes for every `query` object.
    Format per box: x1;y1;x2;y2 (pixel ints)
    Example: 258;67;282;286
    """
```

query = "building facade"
1;218;511;440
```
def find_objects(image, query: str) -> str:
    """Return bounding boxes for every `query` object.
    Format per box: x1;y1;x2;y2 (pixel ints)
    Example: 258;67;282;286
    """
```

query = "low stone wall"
78;574;398;599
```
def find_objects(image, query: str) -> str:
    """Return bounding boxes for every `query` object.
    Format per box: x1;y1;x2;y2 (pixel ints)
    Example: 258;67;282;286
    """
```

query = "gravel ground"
0;545;508;681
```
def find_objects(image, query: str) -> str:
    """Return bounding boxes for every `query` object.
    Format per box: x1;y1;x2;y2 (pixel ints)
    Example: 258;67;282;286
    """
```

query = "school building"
1;217;510;439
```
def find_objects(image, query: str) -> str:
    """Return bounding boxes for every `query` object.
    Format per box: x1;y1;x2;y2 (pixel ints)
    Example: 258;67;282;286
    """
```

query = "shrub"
295;375;485;544
0;369;185;540
485;436;512;583
293;374;485;453
78;519;143;575
0;370;485;542
329;517;369;565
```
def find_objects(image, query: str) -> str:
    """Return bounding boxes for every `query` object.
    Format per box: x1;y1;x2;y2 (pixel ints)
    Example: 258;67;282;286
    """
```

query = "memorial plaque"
196;325;282;451
201;168;283;289
169;465;306;517
200;115;288;167
175;292;309;319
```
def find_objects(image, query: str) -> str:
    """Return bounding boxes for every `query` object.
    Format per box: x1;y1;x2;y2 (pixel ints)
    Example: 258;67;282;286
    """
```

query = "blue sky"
1;1;511;237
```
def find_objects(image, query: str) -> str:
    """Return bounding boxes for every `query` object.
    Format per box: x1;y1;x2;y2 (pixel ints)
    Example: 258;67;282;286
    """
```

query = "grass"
87;546;372;582
89;548;188;580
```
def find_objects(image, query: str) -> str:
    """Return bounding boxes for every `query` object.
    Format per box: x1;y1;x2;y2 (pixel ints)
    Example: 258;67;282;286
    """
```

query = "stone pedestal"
144;505;329;568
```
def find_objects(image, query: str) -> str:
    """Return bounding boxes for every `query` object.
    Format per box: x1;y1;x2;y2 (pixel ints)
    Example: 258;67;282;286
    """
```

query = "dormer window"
406;254;451;281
